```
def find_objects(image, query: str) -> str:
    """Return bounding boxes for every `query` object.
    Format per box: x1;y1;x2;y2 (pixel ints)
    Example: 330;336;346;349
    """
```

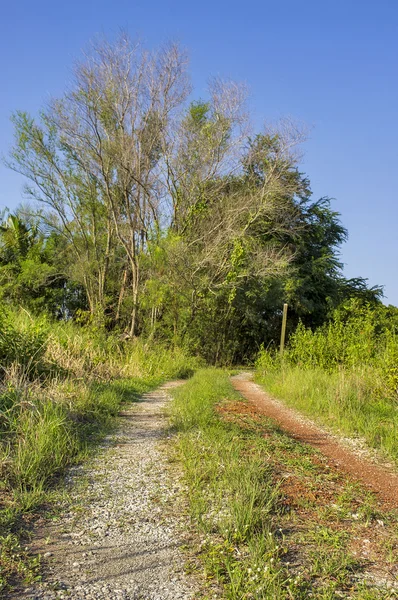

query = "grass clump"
0;309;48;377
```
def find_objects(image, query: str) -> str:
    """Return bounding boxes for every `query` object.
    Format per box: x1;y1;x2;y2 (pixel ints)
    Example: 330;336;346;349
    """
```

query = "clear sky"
1;0;397;304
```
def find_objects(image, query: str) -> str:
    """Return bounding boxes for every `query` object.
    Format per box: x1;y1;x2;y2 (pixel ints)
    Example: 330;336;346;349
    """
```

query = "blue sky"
1;0;397;304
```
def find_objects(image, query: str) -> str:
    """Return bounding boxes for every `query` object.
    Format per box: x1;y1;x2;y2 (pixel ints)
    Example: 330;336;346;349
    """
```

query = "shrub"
0;309;48;378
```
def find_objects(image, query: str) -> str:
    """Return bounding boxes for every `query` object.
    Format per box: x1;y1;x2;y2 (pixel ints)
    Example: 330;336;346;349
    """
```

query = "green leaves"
187;100;210;127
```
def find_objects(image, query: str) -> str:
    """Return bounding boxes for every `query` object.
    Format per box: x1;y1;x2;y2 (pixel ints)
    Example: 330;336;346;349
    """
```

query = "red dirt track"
232;374;398;508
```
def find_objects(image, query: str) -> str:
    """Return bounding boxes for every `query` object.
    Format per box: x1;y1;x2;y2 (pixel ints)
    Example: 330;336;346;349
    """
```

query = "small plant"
0;533;41;591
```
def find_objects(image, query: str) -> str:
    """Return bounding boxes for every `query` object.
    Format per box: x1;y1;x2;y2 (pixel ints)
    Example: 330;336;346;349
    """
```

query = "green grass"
255;364;398;464
170;369;285;599
169;369;398;599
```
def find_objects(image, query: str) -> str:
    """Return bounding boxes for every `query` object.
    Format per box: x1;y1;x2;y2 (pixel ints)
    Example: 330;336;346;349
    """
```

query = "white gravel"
18;381;199;600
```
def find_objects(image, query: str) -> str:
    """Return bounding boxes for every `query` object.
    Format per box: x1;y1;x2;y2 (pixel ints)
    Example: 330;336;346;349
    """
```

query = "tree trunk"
129;255;139;337
115;268;128;323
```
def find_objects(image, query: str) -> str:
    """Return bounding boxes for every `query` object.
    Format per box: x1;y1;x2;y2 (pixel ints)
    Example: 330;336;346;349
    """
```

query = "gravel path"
16;381;199;600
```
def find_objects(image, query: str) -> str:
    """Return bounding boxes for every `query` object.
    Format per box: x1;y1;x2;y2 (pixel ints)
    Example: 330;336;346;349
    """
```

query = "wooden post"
280;303;288;356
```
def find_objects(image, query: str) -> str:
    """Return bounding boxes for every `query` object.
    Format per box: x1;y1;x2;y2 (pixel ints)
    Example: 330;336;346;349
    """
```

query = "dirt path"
12;382;198;600
232;373;398;508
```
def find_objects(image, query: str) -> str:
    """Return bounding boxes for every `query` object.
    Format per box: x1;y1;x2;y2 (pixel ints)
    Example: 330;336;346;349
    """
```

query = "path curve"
13;381;198;600
232;373;398;507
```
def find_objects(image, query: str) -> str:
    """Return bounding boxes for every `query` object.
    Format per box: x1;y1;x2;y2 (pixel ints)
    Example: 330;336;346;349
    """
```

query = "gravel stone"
16;382;199;600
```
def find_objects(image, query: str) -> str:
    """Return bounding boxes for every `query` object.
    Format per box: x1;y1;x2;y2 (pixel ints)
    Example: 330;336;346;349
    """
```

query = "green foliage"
0;211;77;317
4;36;388;363
187;100;210;126
285;300;398;384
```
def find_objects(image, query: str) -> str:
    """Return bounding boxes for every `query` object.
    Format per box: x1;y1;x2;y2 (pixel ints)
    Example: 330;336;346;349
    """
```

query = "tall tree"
7;35;191;333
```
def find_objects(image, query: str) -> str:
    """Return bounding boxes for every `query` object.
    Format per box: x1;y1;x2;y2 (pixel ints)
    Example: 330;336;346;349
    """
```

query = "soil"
231;373;398;508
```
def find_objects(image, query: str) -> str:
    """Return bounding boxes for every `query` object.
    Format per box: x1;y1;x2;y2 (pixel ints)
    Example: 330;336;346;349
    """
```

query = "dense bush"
258;300;398;399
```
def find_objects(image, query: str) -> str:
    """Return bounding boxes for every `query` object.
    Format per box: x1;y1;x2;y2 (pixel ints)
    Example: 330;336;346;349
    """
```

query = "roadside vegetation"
256;300;398;463
170;369;398;599
0;306;196;592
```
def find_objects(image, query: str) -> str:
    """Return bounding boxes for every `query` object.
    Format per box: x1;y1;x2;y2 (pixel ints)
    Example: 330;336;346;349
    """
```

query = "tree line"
2;35;382;363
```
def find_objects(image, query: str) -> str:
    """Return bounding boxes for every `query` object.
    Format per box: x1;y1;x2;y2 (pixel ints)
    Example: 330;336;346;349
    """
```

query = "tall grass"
255;300;398;462
0;306;199;593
